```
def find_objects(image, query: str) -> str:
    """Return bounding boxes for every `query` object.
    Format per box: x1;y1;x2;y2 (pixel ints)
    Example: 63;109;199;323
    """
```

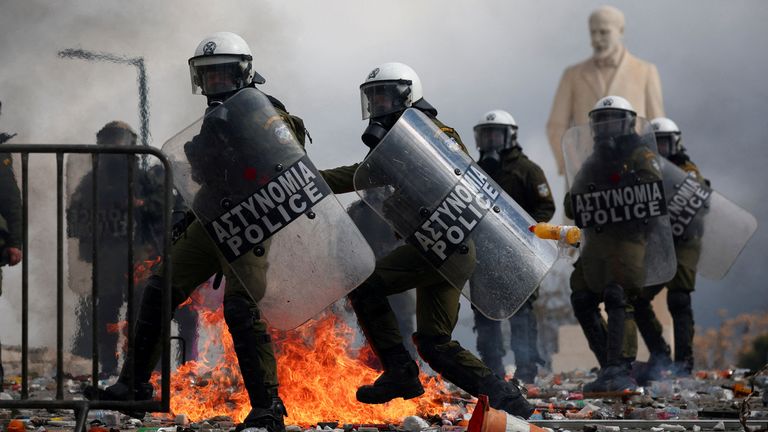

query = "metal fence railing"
0;144;173;432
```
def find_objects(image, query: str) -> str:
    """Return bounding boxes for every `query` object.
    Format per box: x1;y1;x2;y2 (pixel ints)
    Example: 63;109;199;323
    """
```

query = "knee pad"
667;291;692;314
603;284;626;311
223;295;262;335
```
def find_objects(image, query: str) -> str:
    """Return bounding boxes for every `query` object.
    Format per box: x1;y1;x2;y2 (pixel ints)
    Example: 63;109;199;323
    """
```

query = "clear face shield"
97;128;136;147
655;132;680;158
589;109;636;141
189;58;244;96
474;125;515;154
475;125;515;173
359;80;413;120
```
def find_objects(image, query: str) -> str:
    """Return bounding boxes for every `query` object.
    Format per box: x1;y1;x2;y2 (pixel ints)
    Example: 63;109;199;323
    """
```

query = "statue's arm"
646;64;665;119
546;69;573;175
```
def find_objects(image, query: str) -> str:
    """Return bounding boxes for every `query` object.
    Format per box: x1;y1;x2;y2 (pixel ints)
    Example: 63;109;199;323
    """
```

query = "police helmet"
188;32;265;98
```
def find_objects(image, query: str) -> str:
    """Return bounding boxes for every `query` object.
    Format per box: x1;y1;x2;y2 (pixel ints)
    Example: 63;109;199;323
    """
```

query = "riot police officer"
88;32;309;432
470;110;555;382
321;63;534;418
69;121;142;376
633;117;703;379
68;121;198;375
0;100;23;386
564;96;671;392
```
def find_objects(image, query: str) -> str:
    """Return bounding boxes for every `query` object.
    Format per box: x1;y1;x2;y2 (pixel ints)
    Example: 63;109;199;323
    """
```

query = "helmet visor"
590;108;633;124
360;80;412;119
189;60;242;96
474;125;514;153
655;133;679;157
589;110;635;138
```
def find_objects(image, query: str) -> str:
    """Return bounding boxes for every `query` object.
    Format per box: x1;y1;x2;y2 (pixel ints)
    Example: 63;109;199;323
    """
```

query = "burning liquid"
151;291;461;425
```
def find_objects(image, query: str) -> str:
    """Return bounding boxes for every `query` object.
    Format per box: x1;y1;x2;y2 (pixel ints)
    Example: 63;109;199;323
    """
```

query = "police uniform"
321;110;532;418
633;151;703;375
98;93;307;422
471;146;554;381
565;134;662;380
0;147;22;387
68;121;175;375
0;151;21;291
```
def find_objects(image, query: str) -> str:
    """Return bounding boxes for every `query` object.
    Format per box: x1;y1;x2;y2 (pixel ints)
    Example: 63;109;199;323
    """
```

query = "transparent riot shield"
347;190;404;260
353;108;558;319
659;158;757;279
562;118;676;287
162;88;375;330
65;152;167;372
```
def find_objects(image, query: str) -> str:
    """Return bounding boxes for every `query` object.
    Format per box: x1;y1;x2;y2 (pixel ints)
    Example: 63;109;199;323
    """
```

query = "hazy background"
1;0;766;358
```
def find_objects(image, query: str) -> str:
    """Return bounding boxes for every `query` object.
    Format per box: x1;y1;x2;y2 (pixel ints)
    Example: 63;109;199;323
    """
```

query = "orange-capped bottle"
529;223;581;246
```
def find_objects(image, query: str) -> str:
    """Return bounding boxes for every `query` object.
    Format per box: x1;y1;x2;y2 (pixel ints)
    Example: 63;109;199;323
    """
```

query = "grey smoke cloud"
1;0;766;351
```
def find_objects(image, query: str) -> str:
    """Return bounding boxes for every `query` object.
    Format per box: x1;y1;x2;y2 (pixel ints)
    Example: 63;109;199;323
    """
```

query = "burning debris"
2;295;767;432
147;302;460;425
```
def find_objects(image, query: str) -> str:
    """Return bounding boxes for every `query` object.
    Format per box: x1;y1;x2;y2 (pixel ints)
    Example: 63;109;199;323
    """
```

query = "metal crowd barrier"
0;144;174;432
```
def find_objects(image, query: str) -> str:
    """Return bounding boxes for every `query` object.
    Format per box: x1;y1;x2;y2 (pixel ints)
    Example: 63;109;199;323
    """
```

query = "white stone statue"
546;5;665;175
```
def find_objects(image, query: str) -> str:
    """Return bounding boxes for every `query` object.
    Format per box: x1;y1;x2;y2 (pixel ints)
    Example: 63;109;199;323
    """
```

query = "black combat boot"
583;368;608;393
514;363;538;384
237;389;288;432
603;363;637;392
480;374;534;419
84;276;167;419
601;284;636;392
356;345;424;404
635;351;673;385
224;296;286;432
584;361;638;393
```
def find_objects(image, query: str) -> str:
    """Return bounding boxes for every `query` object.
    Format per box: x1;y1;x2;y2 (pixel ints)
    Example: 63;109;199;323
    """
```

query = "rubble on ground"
2;365;767;432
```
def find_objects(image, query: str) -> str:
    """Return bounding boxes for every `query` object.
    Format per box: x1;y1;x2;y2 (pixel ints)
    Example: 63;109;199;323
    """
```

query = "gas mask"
361;113;400;149
478;151;502;174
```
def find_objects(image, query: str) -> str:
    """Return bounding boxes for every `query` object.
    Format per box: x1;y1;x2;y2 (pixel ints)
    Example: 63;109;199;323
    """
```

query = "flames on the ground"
150;289;462;425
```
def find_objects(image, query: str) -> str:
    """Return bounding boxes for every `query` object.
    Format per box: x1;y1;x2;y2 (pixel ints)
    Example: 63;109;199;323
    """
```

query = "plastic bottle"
529;223;581;245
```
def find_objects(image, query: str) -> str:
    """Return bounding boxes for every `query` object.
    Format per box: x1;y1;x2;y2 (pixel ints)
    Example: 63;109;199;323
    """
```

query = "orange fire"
133;256;162;285
151;290;466;425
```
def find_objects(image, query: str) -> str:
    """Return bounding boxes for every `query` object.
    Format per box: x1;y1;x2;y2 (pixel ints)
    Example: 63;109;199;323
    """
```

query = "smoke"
0;0;288;350
1;0;766;356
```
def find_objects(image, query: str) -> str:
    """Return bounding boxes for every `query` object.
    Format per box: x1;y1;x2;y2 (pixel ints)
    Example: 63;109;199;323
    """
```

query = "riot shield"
65;152;167;373
659;159;757;279
562;118;676;287
161;88;375;330
353;108;558;319
347;190;404;260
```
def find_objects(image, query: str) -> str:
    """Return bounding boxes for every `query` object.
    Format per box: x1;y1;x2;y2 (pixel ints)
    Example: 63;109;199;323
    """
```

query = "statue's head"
589;6;625;60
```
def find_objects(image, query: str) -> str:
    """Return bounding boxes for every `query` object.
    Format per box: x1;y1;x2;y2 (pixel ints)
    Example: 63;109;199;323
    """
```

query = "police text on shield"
408;165;499;267
668;174;710;237
572;180;667;228
205;155;331;262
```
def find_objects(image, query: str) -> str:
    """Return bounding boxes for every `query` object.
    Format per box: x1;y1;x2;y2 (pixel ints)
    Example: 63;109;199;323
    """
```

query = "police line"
204;155;332;262
573;180;667;228
408;165;500;266
667;174;711;237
